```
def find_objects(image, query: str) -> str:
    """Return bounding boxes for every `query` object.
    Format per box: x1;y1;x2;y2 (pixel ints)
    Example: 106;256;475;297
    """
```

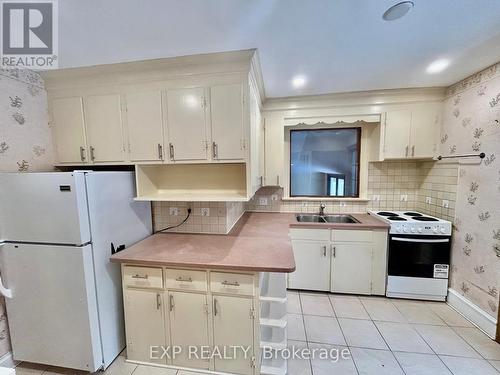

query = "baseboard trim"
447;288;497;338
0;351;16;369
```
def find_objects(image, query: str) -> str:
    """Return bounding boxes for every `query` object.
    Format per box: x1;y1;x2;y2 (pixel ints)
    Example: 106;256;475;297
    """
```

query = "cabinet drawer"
210;272;254;296
332;230;372;242
289;228;330;241
123;266;163;289
165;269;207;292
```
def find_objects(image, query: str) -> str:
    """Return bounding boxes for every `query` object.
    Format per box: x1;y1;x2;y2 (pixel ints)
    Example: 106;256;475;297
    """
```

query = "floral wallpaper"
0;68;53;172
0;68;53;357
443;62;500;318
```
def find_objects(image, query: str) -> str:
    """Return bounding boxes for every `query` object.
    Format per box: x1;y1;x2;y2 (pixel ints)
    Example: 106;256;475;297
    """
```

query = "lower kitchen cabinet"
331;243;372;294
213;295;255;375
168;291;210;369
121;266;261;375
288;240;330;291
123;288;166;364
289;229;388;295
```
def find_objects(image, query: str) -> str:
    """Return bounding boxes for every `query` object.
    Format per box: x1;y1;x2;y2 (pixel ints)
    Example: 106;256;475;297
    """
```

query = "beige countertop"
110;212;388;272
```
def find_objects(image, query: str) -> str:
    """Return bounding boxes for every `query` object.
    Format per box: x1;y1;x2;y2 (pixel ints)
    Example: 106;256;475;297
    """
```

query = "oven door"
388;235;451;279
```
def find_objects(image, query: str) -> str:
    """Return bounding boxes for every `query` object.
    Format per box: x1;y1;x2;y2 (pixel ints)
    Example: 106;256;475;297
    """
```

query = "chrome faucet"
319;203;326;216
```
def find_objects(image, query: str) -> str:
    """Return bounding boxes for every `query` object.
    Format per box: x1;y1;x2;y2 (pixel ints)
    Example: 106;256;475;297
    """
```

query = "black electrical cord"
157;208;192;233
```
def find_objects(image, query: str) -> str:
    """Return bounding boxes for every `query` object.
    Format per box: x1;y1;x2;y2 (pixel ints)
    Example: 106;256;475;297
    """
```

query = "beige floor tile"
413;324;481;358
300;294;335;317
12;363;48;375
426;303;474;327
360;299;406;323
41;367;87;375
330;295;370;320
452;327;500;360
488;360;500;372
439;355;499;375
375;321;433;354
287;340;312;375
102;355;137;375
303;315;346;346
350;347;404;374
308;343;357;375
288;313;307;341
287;292;302;314
393;352;452;375
132;365;177;375
338;318;388;350
392;300;446;325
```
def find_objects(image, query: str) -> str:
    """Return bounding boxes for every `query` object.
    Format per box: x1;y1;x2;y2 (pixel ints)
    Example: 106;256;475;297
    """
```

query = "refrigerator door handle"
0;244;13;298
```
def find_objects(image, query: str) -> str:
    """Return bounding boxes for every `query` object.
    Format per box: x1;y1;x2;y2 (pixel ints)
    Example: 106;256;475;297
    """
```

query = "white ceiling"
59;0;500;98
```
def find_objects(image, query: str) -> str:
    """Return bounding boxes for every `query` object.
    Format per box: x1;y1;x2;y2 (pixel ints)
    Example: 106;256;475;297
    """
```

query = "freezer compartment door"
0;243;102;371
0;172;90;244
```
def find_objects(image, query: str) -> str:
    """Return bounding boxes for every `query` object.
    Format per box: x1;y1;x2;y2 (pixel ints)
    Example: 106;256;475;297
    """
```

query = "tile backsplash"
152;160;459;234
152;201;244;234
246;160;458;220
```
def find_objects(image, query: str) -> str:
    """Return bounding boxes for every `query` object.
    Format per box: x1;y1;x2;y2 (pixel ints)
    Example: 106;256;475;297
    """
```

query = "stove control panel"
391;223;452;236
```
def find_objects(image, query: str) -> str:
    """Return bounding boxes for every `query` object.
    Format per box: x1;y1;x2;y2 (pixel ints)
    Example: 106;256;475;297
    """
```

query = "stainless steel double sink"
295;214;360;224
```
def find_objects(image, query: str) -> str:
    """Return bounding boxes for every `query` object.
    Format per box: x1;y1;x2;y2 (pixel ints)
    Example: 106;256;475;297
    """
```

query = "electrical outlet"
259;197;268;206
271;194;279;201
169;207;179;216
400;194;408;202
339;202;347;207
372;195;380;201
426;197;432;204
442;200;449;208
201;208;210;216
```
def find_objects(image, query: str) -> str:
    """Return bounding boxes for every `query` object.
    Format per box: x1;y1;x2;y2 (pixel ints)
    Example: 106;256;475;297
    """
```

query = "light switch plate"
201;208;210;216
271;194;279;201
372;195;380;201
169;207;179;216
426;197;432;204
442;200;449;208
259;197;268;206
400;194;408;202
339;202;347;207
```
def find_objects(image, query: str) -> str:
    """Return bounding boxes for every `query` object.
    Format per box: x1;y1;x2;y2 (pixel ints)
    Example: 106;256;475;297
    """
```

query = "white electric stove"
369;211;452;301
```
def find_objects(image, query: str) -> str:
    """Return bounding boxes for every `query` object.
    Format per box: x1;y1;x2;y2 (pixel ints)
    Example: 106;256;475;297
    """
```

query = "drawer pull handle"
221;280;240;287
175;276;193;282
131;274;148;279
156;293;161;310
213;298;218;316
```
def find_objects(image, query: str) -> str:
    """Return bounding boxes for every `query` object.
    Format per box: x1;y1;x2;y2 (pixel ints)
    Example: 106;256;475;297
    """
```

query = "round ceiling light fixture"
292;75;307;88
383;1;414;21
426;58;450;74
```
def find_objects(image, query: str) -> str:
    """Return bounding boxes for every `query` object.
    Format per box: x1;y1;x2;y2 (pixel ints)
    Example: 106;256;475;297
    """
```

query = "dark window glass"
290;128;360;197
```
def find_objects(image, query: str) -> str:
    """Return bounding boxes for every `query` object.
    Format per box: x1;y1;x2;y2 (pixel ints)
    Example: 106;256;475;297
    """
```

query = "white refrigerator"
0;171;152;372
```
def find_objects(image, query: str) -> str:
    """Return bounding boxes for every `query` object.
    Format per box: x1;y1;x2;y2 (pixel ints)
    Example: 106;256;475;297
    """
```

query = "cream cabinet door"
213;295;254;375
210;84;244;161
263;113;283;186
331;243;372;295
125;91;164;162
384;110;412;159
50;97;87;163
410;107;440;158
168;291;210;370
124;289;166;364
165;87;207;161
288;240;331;291
84;94;124;163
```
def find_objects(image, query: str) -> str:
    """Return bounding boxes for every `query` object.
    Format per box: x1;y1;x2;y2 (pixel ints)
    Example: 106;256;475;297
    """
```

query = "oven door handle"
392;237;449;243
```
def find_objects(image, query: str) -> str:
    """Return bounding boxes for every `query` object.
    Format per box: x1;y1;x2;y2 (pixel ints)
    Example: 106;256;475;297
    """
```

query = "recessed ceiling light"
383;1;414;21
426;58;450;74
292;76;306;88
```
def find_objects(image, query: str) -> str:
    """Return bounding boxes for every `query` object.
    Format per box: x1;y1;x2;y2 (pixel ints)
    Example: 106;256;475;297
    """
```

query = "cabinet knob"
212;142;218;159
169;294;174;311
90;146;95;161
169;143;175;160
322;245;327;257
157;144;163;160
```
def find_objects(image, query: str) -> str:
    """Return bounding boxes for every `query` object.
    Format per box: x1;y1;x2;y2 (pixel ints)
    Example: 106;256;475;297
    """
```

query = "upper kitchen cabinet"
165;87;208;162
125;91;164;162
84;94;125;163
383;104;440;159
210;84;245;161
50;97;87;164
